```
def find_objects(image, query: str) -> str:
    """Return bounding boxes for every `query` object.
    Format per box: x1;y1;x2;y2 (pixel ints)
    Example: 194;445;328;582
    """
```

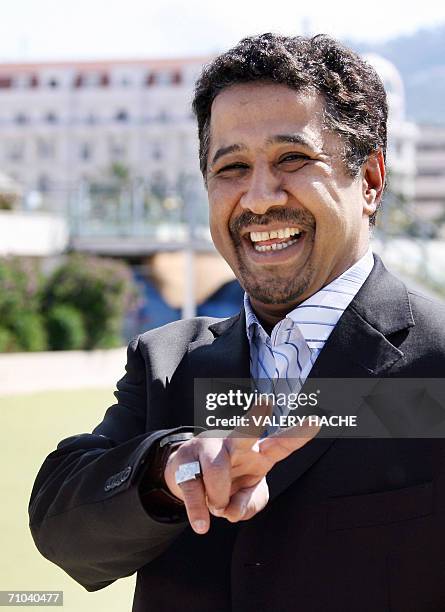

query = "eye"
219;162;248;171
279;152;310;164
216;162;249;175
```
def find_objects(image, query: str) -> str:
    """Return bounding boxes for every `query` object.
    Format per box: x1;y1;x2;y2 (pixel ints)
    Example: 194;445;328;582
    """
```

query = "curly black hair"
192;33;387;224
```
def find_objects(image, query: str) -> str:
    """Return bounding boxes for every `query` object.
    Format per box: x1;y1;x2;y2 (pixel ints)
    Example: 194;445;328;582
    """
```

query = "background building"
0;57;207;214
364;54;418;206
414;124;445;223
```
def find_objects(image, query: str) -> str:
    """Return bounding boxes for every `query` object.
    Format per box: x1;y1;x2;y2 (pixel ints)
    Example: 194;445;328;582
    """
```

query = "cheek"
208;184;239;240
300;175;357;222
208;202;231;255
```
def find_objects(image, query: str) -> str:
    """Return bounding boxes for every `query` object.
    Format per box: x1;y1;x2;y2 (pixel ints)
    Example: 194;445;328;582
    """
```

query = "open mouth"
248;226;305;253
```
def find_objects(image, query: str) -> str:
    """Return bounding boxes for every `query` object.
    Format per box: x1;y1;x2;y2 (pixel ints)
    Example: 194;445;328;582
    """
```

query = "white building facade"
364;54;418;205
0;52;427;227
414;124;445;222
0;57;207;212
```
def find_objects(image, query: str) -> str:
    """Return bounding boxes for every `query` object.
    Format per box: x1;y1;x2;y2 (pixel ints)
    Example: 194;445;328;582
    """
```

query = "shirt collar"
244;247;374;343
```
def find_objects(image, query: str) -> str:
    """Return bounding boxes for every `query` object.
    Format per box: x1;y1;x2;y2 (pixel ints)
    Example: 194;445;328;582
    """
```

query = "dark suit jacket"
29;255;445;612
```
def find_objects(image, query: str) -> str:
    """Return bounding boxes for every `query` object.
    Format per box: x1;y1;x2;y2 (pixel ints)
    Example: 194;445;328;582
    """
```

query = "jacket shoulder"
408;290;445;339
132;315;236;378
138;315;227;347
397;290;445;374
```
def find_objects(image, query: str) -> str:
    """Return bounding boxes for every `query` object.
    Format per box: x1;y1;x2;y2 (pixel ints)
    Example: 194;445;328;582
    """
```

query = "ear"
362;149;385;218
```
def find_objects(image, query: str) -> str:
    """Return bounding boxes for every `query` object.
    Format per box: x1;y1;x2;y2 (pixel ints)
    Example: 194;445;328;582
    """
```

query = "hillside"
347;24;445;124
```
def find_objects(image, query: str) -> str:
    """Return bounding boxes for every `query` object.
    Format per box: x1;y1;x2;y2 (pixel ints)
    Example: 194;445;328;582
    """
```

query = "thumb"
227;395;273;455
219;477;269;523
259;419;320;464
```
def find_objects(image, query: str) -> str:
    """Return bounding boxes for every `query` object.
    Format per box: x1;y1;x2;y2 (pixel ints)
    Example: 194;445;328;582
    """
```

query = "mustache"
230;208;316;238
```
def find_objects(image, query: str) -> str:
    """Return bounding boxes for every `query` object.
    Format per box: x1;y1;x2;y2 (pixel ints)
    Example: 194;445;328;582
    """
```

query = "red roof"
0;56;212;73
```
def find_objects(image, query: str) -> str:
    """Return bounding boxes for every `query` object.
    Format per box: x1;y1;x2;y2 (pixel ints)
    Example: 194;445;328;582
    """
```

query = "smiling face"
206;82;383;326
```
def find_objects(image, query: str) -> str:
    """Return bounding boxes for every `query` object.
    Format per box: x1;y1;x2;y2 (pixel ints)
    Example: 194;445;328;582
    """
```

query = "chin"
242;266;314;306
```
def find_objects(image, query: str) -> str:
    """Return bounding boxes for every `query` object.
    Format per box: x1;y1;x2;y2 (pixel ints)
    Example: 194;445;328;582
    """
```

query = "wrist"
164;448;183;500
139;432;194;522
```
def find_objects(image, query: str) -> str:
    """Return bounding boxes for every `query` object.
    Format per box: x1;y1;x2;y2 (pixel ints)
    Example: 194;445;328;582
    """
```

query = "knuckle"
203;457;229;476
180;480;202;498
226;516;239;523
221;507;236;522
173;445;194;464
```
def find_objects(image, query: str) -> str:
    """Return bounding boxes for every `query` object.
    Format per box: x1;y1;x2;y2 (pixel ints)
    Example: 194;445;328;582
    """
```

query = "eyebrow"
211;143;246;167
266;134;316;149
210;133;318;167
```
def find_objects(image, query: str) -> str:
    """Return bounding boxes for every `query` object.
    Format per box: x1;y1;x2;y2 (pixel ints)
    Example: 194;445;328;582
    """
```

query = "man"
30;34;445;611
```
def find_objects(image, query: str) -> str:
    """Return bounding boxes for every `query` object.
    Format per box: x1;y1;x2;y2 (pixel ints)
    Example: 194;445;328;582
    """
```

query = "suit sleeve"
28;335;193;591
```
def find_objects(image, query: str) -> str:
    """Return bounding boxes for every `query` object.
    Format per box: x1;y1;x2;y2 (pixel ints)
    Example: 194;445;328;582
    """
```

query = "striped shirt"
244;248;374;391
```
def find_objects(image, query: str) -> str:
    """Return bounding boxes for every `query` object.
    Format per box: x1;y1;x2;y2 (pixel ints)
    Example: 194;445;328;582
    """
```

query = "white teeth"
250;227;302;242
254;237;299;252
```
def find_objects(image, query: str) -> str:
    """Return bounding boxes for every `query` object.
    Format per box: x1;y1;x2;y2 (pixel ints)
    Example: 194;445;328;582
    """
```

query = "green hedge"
0;257;46;352
0;254;138;352
46;304;87;351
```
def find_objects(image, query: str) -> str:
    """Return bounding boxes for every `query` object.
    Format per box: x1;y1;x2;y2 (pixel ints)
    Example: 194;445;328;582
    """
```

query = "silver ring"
175;461;201;485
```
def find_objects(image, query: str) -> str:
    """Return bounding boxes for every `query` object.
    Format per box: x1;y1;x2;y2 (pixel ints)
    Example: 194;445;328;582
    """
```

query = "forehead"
209;82;327;151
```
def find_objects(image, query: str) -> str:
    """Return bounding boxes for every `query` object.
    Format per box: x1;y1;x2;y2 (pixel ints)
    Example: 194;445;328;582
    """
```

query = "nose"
239;164;287;214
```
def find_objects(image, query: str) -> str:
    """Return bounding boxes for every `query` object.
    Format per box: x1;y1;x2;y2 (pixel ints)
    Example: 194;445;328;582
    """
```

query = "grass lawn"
0;389;136;611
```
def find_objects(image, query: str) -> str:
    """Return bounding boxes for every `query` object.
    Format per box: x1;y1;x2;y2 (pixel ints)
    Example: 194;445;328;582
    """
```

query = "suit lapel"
189;312;251;380
168;313;251;425
268;254;415;502
309;254;414;378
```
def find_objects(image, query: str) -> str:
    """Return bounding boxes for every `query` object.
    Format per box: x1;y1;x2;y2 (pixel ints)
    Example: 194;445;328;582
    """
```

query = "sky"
1;0;445;62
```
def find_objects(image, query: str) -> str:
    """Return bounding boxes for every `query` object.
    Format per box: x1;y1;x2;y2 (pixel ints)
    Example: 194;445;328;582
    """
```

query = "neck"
249;300;294;331
248;246;371;331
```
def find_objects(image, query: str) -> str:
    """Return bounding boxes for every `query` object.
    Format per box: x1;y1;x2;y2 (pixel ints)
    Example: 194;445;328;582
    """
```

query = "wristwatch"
139;431;195;522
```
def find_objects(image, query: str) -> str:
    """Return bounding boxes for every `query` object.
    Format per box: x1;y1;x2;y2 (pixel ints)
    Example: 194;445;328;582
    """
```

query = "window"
115;109;129;122
37;138;55;160
85;113;98;125
109;137;126;160
157;110;170;123
79;142;93;161
417;168;445;178
74;74;83;88
38;175;51;192
74;73;103;88
15;113;29;125
7;141;24;162
149;141;163;160
171;70;182;85
0;76;12;89
45;112;58;124
146;72;156;86
417;142;445;152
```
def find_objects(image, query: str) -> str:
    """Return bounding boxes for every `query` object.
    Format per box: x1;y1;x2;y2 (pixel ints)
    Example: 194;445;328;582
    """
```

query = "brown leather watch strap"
139;432;194;522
